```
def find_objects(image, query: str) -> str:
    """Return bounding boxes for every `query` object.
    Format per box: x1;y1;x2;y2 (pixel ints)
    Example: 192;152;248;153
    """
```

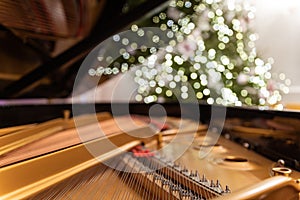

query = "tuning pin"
210;180;224;193
215;180;224;193
181;167;188;172
177;185;182;191
179;188;192;199
162;181;170;192
201;175;210;187
192;195;204;200
197;194;205;200
188;191;195;198
173;162;181;171
224;185;231;193
189;170;195;178
181;167;189;176
201;174;207;182
153;173;162;181
171;184;180;192
168;182;175;193
191;170;200;182
161;179;169;186
154;176;163;186
210;180;215;187
179;189;186;198
170;185;180;198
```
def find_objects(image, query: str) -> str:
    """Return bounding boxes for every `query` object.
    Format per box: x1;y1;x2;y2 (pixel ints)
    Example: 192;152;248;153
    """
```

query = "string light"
88;0;288;108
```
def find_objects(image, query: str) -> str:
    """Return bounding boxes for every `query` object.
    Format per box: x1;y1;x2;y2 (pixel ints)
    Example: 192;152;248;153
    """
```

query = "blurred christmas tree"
89;0;289;107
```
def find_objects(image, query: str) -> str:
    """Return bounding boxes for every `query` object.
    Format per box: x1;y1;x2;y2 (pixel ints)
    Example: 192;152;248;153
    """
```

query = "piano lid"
0;0;168;99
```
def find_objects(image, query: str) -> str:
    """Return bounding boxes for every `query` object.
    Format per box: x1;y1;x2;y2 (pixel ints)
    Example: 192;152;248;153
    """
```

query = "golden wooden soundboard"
0;113;299;199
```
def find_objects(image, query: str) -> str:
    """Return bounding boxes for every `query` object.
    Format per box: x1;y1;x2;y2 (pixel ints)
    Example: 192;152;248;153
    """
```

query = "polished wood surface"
0;113;299;199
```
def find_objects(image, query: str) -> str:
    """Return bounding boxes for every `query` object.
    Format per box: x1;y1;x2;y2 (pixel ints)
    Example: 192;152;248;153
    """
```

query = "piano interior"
0;105;299;200
0;0;300;200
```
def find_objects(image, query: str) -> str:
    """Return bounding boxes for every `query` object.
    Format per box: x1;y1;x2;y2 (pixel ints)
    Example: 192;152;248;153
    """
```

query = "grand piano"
0;0;299;199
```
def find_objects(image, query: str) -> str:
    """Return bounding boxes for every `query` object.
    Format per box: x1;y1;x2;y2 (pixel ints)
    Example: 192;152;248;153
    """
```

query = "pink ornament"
177;39;197;58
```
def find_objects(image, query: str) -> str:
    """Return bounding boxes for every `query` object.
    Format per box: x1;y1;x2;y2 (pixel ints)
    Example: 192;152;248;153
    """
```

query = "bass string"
28;153;222;200
62;158;126;199
134;157;151;199
124;155;168;200
133;158;153;200
125;155;154;199
151;156;174;200
122;157;142;199
77;164;110;199
28;162;107;199
65;161;117;199
99;156;133;199
111;155;139;199
132;156;156;200
147;156;162;199
96;158;127;199
134;159;150;200
133;157;154;200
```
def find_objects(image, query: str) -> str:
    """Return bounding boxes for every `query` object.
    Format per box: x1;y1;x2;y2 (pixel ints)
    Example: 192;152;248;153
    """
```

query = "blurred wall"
253;0;300;104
